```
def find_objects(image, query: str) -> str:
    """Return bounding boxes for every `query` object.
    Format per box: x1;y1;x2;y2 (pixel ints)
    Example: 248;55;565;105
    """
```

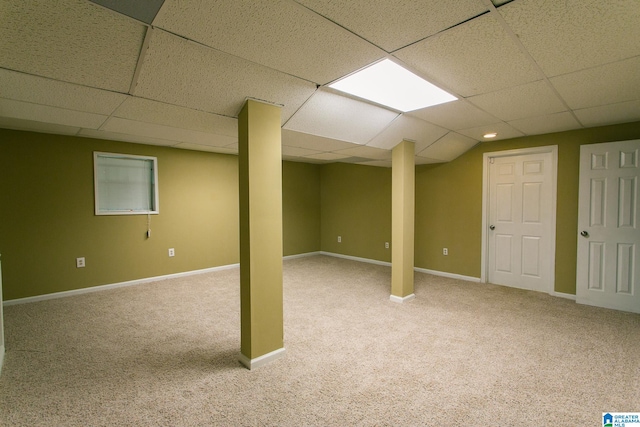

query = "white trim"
3;252;324;307
0;344;4;377
3;263;240;306
481;145;558;296
94;151;160;216
414;267;481;283
390;293;415;303
283;251;321;261
238;347;286;370
553;292;577;301
319;251;391;267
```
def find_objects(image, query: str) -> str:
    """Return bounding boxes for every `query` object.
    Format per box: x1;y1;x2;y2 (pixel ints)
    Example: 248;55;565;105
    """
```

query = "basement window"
94;152;159;215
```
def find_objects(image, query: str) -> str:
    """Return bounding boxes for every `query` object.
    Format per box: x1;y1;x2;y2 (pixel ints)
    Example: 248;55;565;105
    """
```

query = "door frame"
480;145;558;294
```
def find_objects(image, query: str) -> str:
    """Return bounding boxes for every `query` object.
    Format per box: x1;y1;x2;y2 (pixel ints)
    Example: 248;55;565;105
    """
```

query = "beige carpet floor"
0;255;638;426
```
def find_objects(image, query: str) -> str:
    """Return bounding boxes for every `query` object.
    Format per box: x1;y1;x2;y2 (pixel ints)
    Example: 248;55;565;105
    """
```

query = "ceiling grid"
0;0;638;164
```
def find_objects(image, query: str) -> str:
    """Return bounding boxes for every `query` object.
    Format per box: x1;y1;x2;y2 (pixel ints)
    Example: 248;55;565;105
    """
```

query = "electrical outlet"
385;242;389;249
337;236;341;243
76;257;85;268
168;248;175;257
443;248;448;256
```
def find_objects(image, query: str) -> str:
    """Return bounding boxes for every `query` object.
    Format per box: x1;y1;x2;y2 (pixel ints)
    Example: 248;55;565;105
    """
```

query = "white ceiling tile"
0;69;127;115
358;160;392;168
133;29;317;124
173;143;238;155
456;121;523;141
468;80;567;122
417;132;479;162
294;0;487;52
78;129;176;147
282;129;358;152
367;115;448;152
114;97;238;136
574;100;640;128
508;112;581;135
283;90;399;144
101;117;235;146
0;116;81;136
395;13;541;97
154;0;384;85
415;156;445;165
0;98;108;129
0;0;145;92
409;100;501;130
333;145;391;160
282;145;322;157
500;0;640;76
304;152;352;161
550;57;640;110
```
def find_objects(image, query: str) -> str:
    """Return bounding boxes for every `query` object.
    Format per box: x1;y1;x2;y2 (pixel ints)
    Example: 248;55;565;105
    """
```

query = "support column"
391;140;415;303
238;99;285;369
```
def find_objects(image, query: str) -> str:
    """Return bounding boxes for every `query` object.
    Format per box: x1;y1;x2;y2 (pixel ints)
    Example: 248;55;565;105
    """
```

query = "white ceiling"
0;0;639;166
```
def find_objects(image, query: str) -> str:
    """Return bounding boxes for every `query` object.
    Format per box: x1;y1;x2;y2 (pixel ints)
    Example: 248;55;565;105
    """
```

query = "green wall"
415;121;640;294
3;121;640;301
283;161;320;256
0;129;321;301
320;163;392;262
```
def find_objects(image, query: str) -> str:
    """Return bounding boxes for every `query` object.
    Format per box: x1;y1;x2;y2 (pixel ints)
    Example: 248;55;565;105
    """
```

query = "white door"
487;150;555;292
576;139;640;313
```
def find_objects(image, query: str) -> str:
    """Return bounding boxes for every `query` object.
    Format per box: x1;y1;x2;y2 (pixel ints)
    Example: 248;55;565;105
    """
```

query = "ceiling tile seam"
129;27;154;96
280;87;321;129
114;94;239;122
548;54;640;79
387;10;491;55
153;27;320;86
412;96;502;135
289;0;389;53
0;96;111;124
485;0;586;128
362;114;405;147
414;131;451;156
0;67;132;98
99;95;131;132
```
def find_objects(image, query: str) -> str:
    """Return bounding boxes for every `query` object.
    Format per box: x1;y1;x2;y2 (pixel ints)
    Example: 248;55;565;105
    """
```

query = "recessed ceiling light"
483;132;498;139
329;59;457;112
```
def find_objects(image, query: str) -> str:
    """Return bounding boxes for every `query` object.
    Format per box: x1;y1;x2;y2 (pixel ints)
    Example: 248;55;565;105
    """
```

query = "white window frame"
93;152;159;216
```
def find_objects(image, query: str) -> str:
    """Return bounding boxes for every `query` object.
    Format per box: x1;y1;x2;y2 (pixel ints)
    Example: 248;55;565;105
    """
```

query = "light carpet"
0;255;638;426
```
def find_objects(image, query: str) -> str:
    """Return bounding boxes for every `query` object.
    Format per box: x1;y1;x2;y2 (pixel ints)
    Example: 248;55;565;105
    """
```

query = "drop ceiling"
0;0;639;167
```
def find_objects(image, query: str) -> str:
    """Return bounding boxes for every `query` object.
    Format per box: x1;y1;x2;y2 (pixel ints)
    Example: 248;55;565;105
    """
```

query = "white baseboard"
319;251;391;267
283;251;321;261
0;344;4;377
390;293;415;303
320;252;482;284
414;267;481;283
3;251;324;307
553;292;577;300
3;263;240;307
238;347;286;370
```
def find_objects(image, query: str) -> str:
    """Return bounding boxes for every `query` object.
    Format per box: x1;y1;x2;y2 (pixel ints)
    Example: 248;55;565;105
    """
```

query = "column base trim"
390;294;415;303
0;345;4;377
238;347;286;370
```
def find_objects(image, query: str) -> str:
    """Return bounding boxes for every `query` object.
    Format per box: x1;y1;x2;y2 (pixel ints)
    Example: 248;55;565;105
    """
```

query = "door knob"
489;225;495;230
580;230;589;237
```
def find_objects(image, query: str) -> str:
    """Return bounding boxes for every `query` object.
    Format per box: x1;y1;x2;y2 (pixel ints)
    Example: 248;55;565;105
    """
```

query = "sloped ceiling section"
0;0;639;166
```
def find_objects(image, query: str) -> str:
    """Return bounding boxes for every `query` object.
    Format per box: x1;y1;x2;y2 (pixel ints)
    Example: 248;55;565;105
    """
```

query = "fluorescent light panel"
329;59;457;112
